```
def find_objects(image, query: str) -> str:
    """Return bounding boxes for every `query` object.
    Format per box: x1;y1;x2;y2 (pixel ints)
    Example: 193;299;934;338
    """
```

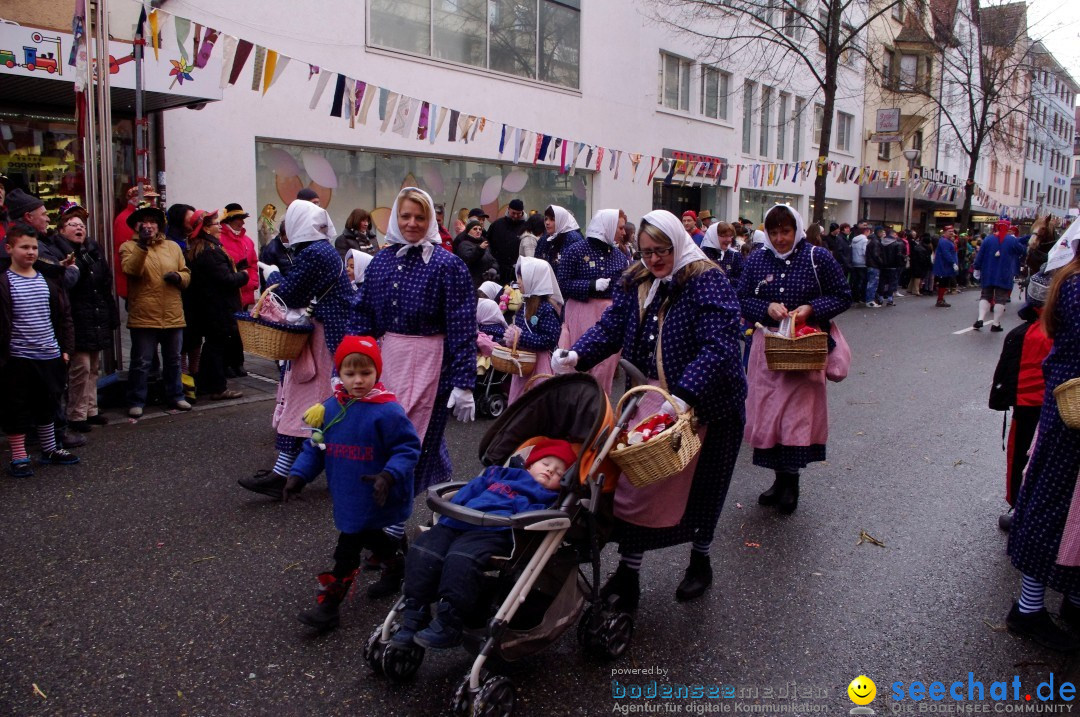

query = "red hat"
682;210;698;221
187;209;219;239
334;335;382;377
525;439;577;469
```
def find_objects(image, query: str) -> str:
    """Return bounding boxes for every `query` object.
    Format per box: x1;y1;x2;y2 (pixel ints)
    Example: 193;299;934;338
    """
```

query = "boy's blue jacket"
291;396;421;533
440;465;559;531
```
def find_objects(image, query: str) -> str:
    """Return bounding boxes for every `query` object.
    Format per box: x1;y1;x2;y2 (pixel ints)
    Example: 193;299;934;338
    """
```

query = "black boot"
1061;598;1080;632
298;570;357;632
998;513;1013;532
413;599;463;649
675;551;713;602
777;472;800;514
391;598;431;646
758;473;784;506
600;562;640;613
367;534;408;599
238;469;287;499
1006;603;1080;652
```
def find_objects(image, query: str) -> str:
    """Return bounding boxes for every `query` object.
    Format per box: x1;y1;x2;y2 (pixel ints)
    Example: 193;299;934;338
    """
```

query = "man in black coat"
487;199;527;284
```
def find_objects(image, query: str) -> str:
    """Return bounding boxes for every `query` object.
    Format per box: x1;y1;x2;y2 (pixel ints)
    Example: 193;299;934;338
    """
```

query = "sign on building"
876;109;901;133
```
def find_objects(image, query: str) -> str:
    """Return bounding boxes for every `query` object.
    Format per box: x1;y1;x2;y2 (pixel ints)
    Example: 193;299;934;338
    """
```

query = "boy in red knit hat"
393;438;577;649
284;336;421;632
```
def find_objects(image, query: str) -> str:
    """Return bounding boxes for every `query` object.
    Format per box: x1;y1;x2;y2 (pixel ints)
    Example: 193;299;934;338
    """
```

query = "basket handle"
614;384;690;419
509;328;521;358
252;283;280;320
523;372;554;393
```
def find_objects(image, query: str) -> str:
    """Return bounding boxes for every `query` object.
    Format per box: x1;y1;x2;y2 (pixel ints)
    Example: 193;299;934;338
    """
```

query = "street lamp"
903;148;921;232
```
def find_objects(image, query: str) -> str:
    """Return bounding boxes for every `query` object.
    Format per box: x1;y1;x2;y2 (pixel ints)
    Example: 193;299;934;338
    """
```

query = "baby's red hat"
525;439;577;468
334;335;382;376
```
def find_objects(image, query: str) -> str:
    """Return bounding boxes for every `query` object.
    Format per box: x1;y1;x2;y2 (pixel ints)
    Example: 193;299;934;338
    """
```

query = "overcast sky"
1016;0;1080;91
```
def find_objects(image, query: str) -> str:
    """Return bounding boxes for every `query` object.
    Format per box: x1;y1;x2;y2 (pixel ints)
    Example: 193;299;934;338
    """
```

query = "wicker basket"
764;330;828;371
490;333;537;377
235;285;313;361
1054;377;1080;430
610;385;701;488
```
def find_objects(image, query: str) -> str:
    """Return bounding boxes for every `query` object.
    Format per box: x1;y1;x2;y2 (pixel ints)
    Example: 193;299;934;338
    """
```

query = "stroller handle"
619;358;648;388
426;484;572;531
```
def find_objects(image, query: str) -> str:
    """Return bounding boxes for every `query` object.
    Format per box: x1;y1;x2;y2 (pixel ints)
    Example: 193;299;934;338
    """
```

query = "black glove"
282;475;306;502
362;471;394;508
163;271;182;286
235;258;249;271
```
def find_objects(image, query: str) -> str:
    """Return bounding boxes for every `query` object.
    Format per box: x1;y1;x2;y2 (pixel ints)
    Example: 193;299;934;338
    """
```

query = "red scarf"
334;381;397;405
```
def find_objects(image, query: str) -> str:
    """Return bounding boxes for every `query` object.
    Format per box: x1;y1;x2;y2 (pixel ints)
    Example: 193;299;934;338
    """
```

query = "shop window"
369;0;580;89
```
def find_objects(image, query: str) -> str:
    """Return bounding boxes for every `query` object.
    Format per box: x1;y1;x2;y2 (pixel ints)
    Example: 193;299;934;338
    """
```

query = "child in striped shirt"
0;224;79;477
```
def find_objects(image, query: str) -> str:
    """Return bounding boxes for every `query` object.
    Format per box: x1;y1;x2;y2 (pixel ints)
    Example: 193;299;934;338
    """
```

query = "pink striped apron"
743;327;829;449
613;380;704;529
559;298;621;395
379;332;445;441
507;350;553;405
273;322;333;438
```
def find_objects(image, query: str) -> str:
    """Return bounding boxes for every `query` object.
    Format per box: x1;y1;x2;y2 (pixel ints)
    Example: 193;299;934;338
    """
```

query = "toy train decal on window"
1;32;63;74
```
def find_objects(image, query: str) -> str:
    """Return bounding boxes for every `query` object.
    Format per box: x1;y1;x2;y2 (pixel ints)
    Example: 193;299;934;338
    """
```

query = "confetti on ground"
283;562;301;573
190;556;217;565
744;541;761;548
856;530;886;547
735;502;743;509
32;684;46;699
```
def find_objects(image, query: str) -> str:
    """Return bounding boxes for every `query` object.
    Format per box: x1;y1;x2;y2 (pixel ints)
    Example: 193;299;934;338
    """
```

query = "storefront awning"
0;73;212;113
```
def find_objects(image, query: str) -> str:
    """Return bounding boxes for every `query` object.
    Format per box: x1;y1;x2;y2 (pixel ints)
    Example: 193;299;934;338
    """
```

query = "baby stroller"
365;367;651;716
475;353;511;419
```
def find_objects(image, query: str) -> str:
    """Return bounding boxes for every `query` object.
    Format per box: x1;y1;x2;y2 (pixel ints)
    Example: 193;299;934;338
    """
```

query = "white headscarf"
283;199;336;247
476;298;508;327
751;229;767;246
547;205;580;236
585;208;620;247
384;187;442;264
347;249;372;285
701;223;722;252
478;280;502;301
516;256;564;307
639;209;710;309
761;204;805;260
1046;219;1080;273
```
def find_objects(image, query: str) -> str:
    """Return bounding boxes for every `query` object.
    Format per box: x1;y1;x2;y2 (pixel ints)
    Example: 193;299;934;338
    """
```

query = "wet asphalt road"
1;286;1076;716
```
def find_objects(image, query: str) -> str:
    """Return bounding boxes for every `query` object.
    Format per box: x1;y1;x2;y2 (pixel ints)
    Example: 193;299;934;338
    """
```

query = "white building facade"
1020;43;1078;221
158;0;865;239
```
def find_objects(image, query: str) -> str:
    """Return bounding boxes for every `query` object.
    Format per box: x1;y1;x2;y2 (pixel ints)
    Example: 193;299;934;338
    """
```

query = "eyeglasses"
639;246;674;259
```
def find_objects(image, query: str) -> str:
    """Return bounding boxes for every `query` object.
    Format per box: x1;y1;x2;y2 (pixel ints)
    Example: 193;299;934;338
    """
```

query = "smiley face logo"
848;676;876;706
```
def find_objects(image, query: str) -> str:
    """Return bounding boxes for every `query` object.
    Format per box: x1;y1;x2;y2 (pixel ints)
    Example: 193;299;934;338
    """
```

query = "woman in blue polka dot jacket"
737;204;852;516
553;209;747;610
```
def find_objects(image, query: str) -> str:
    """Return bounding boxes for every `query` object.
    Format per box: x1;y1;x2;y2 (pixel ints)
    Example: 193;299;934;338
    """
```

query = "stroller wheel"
363;626;388;676
382;641;425;682
472;674;515;717
485;394;507;419
578;606;634;661
450;673;475;717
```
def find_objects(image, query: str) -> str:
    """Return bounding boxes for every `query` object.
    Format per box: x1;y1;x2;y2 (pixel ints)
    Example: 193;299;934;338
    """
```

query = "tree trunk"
812;0;842;226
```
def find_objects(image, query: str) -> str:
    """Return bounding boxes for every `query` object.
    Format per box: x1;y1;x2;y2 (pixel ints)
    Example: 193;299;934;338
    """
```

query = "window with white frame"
659;52;692;111
899;54;918;90
759;86;772;156
783;0;805;38
701;66;730;120
878;140;891;161
370;0;581;89
813;103;825;146
777;93;789;159
882;48;895;87
793;97;804;160
836;111;853;152
742;81;755;154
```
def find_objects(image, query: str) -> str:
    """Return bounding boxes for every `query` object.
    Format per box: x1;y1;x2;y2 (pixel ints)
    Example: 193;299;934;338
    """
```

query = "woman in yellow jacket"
120;203;191;418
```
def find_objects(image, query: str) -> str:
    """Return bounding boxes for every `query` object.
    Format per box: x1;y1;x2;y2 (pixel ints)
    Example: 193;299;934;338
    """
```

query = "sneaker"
936;300;951;308
413;601;463;649
128;406;143;418
39;448;80;466
973;320;984;330
170;400;193;411
87;415;109;426
895;290;906;297
1006;604;1080;652
866;301;882;308
991;324;1004;333
60;430;87;448
885;300;895;307
8;458;33;477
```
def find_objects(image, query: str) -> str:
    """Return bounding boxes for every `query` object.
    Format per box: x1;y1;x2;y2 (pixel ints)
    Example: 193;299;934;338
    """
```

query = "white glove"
973;270;981;281
502;324;521;347
551;350;579;375
594;277;611;292
331;375;343;394
447;387;475;422
659;396;689;417
953;263;959;272
259;262;280;282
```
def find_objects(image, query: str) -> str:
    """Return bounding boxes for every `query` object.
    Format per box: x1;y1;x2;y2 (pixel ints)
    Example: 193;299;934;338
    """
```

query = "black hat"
0;174;13;192
508;199;524;211
222;203;250;222
296;188;319;201
829;222;839;232
468;208;489;219
5;188;45;220
127;202;167;229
